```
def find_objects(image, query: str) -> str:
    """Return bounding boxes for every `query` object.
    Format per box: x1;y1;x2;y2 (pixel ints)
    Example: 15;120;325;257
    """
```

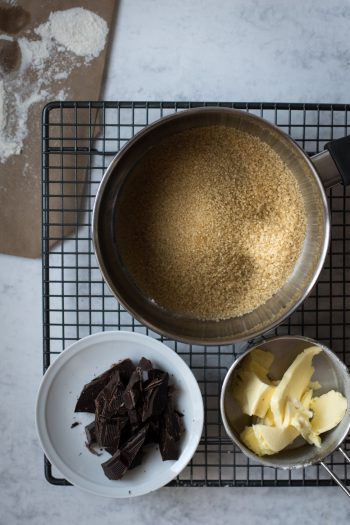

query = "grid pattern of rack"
42;101;350;487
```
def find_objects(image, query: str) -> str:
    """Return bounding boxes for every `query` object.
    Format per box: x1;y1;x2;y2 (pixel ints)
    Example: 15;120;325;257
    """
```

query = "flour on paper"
0;7;108;164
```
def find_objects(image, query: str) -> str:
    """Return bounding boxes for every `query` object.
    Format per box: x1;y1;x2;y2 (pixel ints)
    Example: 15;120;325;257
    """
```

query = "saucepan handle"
311;136;350;190
320;447;350;497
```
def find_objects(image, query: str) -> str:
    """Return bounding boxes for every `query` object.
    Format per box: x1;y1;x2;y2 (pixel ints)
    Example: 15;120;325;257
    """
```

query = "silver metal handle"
320;447;350;497
311;150;342;189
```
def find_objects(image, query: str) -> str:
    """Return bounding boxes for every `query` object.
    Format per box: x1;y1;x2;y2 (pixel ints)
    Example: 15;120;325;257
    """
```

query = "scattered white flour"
36;8;108;60
0;81;5;131
18;35;52;70
0;7;109;164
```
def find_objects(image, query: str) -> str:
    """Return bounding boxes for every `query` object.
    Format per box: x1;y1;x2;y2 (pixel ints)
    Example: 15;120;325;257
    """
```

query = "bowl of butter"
220;336;350;493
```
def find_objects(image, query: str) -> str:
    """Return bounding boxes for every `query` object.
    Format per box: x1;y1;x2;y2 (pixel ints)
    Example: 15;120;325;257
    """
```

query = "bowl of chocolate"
35;331;204;498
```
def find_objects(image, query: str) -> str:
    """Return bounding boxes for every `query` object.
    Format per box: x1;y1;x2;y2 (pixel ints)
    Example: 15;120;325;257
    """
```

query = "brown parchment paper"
0;0;116;258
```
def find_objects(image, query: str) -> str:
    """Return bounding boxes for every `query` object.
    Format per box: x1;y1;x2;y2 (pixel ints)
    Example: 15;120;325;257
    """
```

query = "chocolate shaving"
70;421;80;429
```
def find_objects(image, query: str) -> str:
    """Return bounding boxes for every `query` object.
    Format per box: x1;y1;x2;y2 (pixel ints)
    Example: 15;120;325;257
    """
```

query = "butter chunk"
311;390;348;435
241;424;299;456
301;388;313;409
259;408;275;427
233;370;275;418
284;399;321;447
240;426;265;456
244;349;274;379
270;346;322;427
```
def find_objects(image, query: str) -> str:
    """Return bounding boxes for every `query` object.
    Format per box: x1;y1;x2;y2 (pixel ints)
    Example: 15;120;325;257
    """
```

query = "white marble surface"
2;0;350;523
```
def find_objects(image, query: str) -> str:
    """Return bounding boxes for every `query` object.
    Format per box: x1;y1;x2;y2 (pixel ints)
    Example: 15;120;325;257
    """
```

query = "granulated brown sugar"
116;126;306;321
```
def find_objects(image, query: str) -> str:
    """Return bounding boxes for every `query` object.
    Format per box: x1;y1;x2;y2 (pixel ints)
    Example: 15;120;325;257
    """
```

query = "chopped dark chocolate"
77;357;185;480
74;359;135;413
70;421;80;429
129;450;143;470
98;416;128;450
101;425;149;480
142;371;169;422
97;420;120;449
159;403;183;461
85;421;97;445
144;420;160;445
95;370;124;419
127;406;141;431
85;442;103;456
123;370;141;410
137;357;153;382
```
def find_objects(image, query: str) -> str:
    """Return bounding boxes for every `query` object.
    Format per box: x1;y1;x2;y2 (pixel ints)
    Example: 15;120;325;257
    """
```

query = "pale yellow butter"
241;424;299;456
311;390;347;435
301;388;313;408
284;398;320;447
258;407;275;426
233;370;275;418
270;346;322;427
240;426;265;455
244;348;274;379
233;346;347;457
233;349;275;418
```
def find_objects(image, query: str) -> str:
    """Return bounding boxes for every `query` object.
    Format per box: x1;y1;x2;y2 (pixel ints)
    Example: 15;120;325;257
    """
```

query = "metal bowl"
220;336;350;480
92;107;329;345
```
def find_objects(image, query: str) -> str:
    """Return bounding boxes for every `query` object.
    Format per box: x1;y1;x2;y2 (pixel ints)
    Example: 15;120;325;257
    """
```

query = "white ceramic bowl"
36;331;204;498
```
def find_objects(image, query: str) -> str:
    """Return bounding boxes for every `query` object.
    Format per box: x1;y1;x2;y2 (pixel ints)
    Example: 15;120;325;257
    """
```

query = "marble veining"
2;0;350;523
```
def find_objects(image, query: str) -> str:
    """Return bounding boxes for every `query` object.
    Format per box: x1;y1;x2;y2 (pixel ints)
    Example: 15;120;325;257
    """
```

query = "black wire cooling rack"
42;101;350;487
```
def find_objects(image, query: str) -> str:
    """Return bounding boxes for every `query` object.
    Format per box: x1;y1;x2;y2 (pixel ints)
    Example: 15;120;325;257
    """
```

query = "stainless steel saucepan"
220;336;350;497
92;107;350;345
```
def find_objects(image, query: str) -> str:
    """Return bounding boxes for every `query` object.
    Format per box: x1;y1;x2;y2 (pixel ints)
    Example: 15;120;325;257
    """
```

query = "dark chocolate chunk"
75;359;134;413
123;370;141;410
95;370;124;419
127;406;142;433
138;357;153;371
70;421;80;429
98;416;129;451
144;420;160;445
84;421;102;456
175;410;185;434
117;359;137;385
85;442;102;456
142;371;169;422
159;403;183;461
102;425;149;480
85;421;97;445
97;420;120;450
137;357;153;383
129;450;143;470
